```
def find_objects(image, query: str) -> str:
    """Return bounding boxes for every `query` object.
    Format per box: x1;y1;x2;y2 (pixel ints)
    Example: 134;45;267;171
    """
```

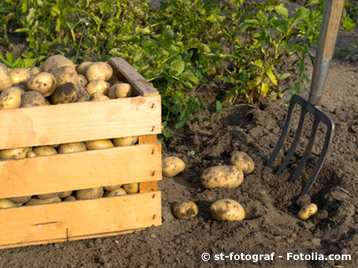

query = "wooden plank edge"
109;57;159;97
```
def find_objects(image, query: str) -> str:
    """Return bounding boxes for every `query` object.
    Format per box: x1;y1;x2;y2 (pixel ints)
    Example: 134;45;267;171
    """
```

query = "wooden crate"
0;57;162;249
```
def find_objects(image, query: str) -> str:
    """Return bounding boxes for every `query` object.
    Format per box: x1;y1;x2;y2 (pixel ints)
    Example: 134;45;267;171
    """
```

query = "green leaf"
266;68;278;86
216;100;222;112
275;4;289;18
260;82;270;97
170;59;185;76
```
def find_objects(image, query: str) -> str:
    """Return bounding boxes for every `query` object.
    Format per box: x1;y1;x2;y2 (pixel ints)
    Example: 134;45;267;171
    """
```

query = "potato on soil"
108;83;132;98
37;193;59;200
51;66;80;87
27;72;56;96
42;54;75;72
26;196;61;206
91;93;110;101
210;199;246;221
162;156;186;177
21;91;49;107
50;83;84;104
9;68;30;85
86;62;113;81
0;87;23;109
172;201;199;219
58;191;73;198
0;147;30;160
76;187;104;200
64;196;76;202
105;188;127;197
86;80;110;95
0;65;12;91
85;139;114;150
201;165;244;189
9;196;31;205
104;185;123;191
112;136;138;146
33;146;57;156
298;203;318;220
230;151;255;174
58;142;87;154
77;61;93;75
0;199;18;209
123;183;139;194
29;67;41;76
78;74;88;87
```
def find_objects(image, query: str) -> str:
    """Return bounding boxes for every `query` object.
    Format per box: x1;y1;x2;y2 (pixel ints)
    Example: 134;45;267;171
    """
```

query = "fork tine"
302;119;334;194
267;97;297;167
290;117;320;181
277;108;307;174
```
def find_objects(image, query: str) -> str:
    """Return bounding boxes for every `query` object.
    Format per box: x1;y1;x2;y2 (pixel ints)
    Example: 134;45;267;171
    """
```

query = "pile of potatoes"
0;55;142;209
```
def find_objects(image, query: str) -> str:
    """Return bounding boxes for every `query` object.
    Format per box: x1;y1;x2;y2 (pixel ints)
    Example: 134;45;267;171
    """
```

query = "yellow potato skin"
0;147;30;160
58;191;72;198
112;136;138;147
123;183;139;194
0;87;23;109
201;165;244;189
85;139;114;150
9;68;30;85
298;203;318;220
58;142;87;154
0;199;18;209
77;61;93;75
33;146;58;156
230;151;255;174
91;93;110;101
172;201;199;219
27;72;56;97
9;196;31;204
210;199;245;221
0;65;12;91
76;187;104;200
104;185;123;191
86;62;113;81
105;188;127;197
42;55;75;72
108;83;132;98
64;196;76;202
26;196;61;206
37;193;59;200
21;91;48;107
162;156;186;177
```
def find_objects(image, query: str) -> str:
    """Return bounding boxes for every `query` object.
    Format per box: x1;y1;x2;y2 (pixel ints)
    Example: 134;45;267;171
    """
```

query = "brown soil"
0;65;357;267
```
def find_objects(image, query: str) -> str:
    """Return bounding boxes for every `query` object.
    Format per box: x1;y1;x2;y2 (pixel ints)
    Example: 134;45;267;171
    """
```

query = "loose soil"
0;61;357;268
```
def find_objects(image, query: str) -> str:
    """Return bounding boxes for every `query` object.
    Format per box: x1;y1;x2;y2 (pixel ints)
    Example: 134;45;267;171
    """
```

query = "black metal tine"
267;97;297;167
277;108;307;174
302;119;335;195
290;117;320;181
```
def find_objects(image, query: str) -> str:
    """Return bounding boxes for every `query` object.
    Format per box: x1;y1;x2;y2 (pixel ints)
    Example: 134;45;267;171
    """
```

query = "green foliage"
343;0;358;31
0;0;326;131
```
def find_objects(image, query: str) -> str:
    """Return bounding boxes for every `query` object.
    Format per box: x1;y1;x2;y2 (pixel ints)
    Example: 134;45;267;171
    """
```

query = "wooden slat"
139;135;160;193
0;192;161;249
0;96;161;149
0;144;161;198
109;57;159;97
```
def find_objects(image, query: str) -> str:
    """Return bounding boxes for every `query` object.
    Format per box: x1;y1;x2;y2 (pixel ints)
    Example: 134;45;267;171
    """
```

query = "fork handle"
309;0;345;105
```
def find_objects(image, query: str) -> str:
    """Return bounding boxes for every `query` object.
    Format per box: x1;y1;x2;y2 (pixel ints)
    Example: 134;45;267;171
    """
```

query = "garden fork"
267;0;345;195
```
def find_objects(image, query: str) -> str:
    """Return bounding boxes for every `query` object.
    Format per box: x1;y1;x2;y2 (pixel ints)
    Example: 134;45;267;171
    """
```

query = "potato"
33;146;57;156
210;199;245;221
26;150;37;158
0;147;30;160
85;139;114;150
76;187;104;200
77;61;93;75
51;66;80;87
50;83;82;104
58;191;72;198
78;74;88;87
27;72;56;96
9;68;30;85
0;65;12;91
112;136;138;147
86;62;113;81
42;54;75;72
21;91;48;107
26;196;61;206
162;156;186;177
298;203;318;220
104;185;123;191
9;196;31;205
37;193;59;199
91;93;110;101
58;142;87;154
172;201;198;219
105;188;127;197
86;80;110;95
30;67;41;76
0;87;23;109
231;151;255;174
108;83;132;98
201;165;244;189
64;196;76;202
123;183;139;194
77;86;91;102
0;199;18;209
